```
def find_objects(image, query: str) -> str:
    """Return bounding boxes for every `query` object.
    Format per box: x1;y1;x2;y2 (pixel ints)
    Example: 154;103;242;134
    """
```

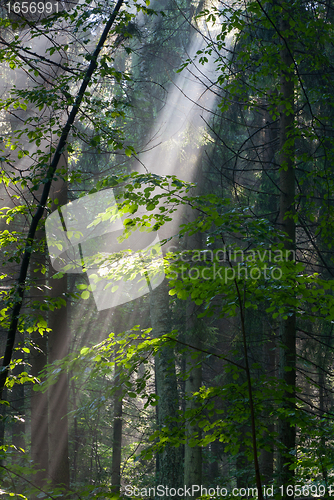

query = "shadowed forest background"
1;0;334;498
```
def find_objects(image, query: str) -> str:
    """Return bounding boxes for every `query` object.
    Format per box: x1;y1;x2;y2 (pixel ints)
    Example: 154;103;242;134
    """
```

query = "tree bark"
184;257;202;495
48;292;70;488
183;157;203;496
111;355;123;493
259;336;275;484
10;330;25;451
29;208;49;490
111;308;125;493
150;279;183;497
48;178;70;488
184;322;202;497
277;6;296;491
31;333;49;488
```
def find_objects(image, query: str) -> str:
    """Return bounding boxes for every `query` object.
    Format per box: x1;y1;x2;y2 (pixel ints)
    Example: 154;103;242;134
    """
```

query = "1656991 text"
6;1;60;15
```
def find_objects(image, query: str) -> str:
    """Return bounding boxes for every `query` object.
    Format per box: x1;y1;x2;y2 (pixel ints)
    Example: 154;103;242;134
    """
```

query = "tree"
150;279;183;494
277;2;296;488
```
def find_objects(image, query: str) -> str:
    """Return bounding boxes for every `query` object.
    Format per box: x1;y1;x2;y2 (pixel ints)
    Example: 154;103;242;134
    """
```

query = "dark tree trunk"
111;308;125;493
184;296;202;494
48;177;70;489
11;330;25;451
111;356;123;493
277;6;296;491
30;219;49;490
48;273;70;488
259;336;275;484
150;279;183;497
31;331;49;488
183;160;203;497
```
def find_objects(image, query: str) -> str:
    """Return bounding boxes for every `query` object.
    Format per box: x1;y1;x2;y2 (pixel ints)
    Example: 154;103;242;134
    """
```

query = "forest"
0;0;334;498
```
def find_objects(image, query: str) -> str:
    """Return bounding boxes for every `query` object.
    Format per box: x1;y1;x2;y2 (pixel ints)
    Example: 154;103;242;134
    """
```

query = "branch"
164;335;246;371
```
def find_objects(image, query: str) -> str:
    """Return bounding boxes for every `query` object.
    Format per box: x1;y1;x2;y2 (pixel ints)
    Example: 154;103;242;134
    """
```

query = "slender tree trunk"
182;155;204;495
30;215;49;490
111;308;125;493
48;177;70;489
31;330;49;488
48;274;70;488
0;387;7;463
258;97;277;484
154;362;160;480
184;233;202;496
72;378;79;484
277;6;296;491
11;330;25;450
318;342;329;492
184;323;202;496
259;336;275;484
150;279;183;497
111;354;123;493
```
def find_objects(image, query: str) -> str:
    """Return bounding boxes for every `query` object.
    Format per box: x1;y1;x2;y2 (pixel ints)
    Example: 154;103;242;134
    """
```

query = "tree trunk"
111;308;125;493
30;219;49;490
31;328;49;489
183;156;203;496
259;336;275;484
277;6;296;491
150;279;183;497
111;356;123;493
48;177;70;489
48;273;70;488
184;299;202;495
11;330;25;451
258;97;277;485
